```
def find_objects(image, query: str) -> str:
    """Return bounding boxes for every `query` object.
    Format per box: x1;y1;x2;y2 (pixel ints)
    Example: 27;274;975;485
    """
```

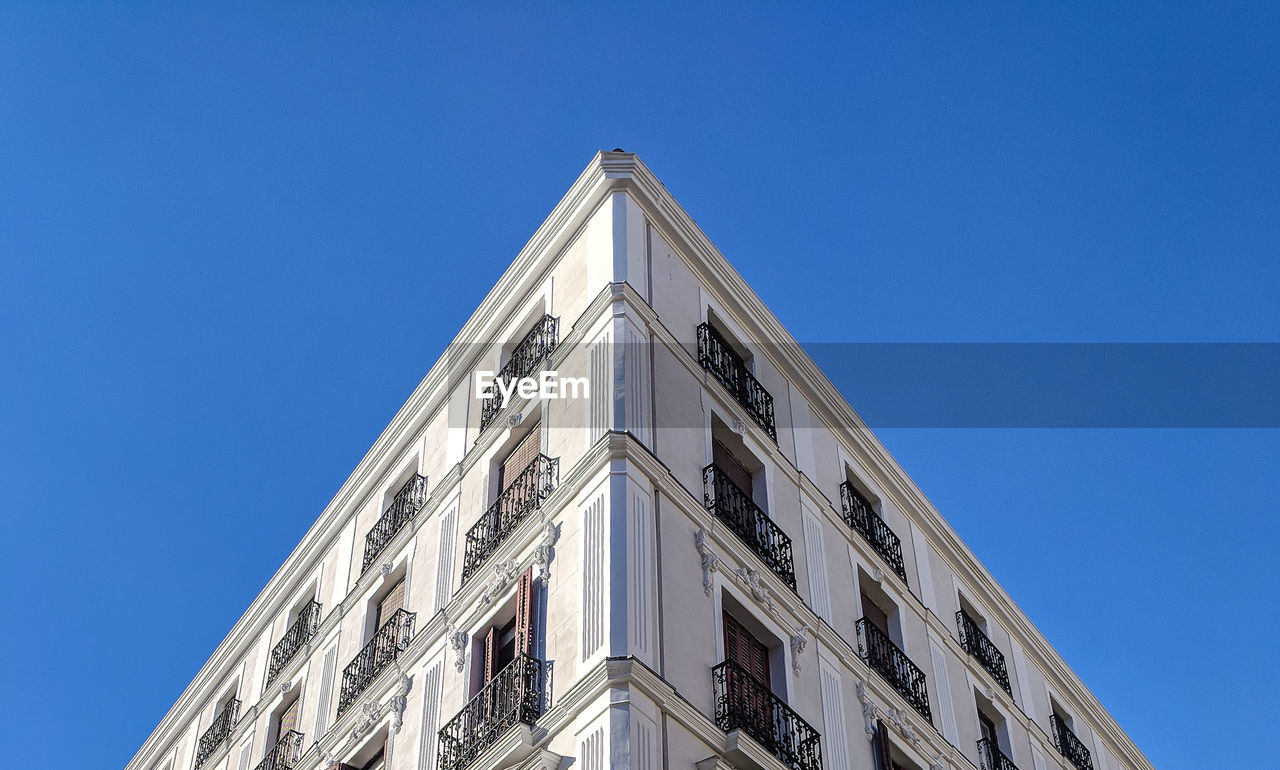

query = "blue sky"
1;4;1277;768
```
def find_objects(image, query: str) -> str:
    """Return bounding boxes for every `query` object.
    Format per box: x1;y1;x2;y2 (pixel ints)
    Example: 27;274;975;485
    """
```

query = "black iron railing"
479;315;560;432
978;738;1019;770
703;464;796;590
253;730;305;770
437;654;544;770
362;474;429;573
712;660;823;770
855;618;931;722
194;698;240;768
1051;714;1094;770
839;482;908;582
337;608;416;716
267;600;322;685
460;454;559;584
696;323;777;441
957;611;1013;696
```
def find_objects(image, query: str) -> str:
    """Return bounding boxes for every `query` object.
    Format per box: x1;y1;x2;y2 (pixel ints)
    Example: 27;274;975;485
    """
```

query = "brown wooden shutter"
712;440;754;496
500;423;541;490
873;719;893;770
375;578;405;629
278;696;300;736
861;591;890;637
515;567;536;657
723;613;770;689
481;626;497;687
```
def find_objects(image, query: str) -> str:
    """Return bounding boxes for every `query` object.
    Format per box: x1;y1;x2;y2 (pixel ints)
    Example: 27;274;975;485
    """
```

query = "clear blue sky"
1;4;1276;769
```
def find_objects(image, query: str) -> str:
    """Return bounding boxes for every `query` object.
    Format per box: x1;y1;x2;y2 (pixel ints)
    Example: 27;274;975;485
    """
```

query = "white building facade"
125;152;1154;770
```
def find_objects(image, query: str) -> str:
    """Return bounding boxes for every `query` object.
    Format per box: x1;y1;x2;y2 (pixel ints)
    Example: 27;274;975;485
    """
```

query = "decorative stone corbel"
380;562;394;577
731;566;775;612
446;618;468;673
508;412;523;428
389;667;413;734
480;558;520;606
870;565;885;584
280;680;293;694
789;627;810;674
856;680;877;740
534;517;560;583
731;417;746;434
695;528;722;597
351;699;386;740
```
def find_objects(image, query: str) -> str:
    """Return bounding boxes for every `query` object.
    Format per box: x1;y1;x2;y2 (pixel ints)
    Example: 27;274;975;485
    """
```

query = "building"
125;152;1154;770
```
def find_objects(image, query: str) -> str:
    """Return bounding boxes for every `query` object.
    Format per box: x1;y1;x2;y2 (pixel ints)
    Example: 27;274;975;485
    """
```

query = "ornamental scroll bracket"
445;618;468;673
533;516;560;583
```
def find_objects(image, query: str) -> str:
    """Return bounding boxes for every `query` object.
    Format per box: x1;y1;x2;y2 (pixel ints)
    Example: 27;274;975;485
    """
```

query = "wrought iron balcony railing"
337;608;416;717
696;322;777;441
1051;714;1094;770
194;698;240;768
362;474;429;573
703;464;797;590
712;659;823;770
437;653;544;770
479;315;560;432
266;599;322;685
855;618;931;722
253;730;305;770
978;738;1019;770
460;454;559;584
957;610;1013;696
839;482;908;582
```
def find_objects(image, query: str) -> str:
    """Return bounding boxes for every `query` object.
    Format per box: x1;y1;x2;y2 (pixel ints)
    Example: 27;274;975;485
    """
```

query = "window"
373;577;405;636
497;422;541;495
723;612;771;689
471;567;539;695
710;414;767;507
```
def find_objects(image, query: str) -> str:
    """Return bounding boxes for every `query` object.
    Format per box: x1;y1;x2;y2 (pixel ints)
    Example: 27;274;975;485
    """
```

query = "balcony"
460;454;559;585
437;654;544;770
838;482;907;582
266;599;322;685
978;738;1018;770
855;618;931;722
703;464;796;591
337;608;416;717
479;315;560;432
253;730;304;770
711;660;823;770
1051;715;1094;770
696;322;777;441
956;611;1012;696
194;698;239;769
362;474;429;573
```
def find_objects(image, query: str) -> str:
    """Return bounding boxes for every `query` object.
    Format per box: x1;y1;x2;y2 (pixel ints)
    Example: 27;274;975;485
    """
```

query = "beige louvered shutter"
376;578;405;630
500;423;541;490
278;697;300;735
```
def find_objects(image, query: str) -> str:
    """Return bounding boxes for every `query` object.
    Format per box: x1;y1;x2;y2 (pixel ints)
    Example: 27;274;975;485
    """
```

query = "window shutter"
278;696;300;735
481;626;497;687
515;567;536;657
376;578;406;629
501;423;541;490
722;613;770;689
